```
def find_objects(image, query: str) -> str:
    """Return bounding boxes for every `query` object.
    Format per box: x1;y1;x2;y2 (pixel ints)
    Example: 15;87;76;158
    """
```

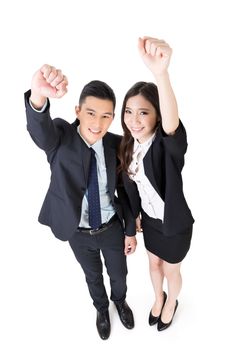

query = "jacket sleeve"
117;180;137;236
161;120;188;158
25;90;61;159
117;172;141;236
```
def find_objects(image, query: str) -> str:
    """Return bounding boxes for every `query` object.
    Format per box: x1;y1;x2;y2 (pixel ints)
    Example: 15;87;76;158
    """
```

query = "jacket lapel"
103;135;116;200
81;141;91;186
143;136;162;198
71;120;91;187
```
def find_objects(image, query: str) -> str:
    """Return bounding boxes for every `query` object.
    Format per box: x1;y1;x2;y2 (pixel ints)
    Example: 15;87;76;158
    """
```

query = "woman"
118;37;194;331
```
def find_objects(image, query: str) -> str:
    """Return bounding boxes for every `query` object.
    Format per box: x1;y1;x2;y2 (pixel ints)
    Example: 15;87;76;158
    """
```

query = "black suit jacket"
25;90;135;241
122;121;194;237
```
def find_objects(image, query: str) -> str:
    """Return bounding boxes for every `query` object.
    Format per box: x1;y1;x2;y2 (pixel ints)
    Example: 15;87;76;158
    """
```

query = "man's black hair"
79;80;116;109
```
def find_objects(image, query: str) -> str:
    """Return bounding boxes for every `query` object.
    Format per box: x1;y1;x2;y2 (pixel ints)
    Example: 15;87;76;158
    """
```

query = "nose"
91;117;102;130
131;113;141;124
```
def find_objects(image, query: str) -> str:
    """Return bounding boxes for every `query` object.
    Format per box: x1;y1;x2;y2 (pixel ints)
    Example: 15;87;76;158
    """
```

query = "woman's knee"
163;262;181;279
148;251;163;271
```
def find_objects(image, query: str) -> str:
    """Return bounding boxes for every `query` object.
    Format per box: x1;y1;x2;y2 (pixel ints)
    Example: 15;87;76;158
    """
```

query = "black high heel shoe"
157;300;178;331
148;291;167;326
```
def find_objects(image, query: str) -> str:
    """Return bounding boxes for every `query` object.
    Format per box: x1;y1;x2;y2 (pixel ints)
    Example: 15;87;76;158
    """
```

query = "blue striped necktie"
88;148;102;229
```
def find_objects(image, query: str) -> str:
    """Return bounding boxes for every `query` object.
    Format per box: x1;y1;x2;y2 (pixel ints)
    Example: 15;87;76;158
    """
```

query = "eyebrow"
86;108;113;116
125;106;151;111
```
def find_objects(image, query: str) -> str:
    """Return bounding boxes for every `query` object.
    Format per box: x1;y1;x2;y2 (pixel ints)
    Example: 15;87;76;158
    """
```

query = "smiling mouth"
131;127;144;132
89;128;101;135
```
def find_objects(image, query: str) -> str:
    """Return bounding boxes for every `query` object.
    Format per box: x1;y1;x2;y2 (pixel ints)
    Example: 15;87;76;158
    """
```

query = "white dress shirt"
129;133;164;221
77;126;115;227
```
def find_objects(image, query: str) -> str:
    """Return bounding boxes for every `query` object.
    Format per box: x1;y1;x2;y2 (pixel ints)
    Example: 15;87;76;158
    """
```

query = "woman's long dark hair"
118;81;161;174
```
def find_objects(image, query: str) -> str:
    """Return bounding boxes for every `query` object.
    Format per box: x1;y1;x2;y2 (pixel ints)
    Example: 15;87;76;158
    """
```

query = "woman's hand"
138;37;172;77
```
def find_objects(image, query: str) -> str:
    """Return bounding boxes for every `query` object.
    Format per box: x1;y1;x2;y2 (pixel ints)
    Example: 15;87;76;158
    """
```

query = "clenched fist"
138;37;172;77
30;64;68;109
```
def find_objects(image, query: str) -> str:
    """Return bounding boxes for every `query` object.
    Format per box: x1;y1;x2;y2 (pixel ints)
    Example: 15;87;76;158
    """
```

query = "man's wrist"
30;92;47;109
29;96;48;112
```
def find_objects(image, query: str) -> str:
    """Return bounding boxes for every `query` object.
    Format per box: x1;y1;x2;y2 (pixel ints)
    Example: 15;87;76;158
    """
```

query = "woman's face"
124;94;157;143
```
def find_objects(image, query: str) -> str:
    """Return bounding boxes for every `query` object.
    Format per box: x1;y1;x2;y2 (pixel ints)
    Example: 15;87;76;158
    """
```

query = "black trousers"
69;218;127;312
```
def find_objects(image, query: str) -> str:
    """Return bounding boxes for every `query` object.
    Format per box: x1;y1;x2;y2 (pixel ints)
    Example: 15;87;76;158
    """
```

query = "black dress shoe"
149;291;167;326
96;310;111;340
115;300;134;329
157;300;178;331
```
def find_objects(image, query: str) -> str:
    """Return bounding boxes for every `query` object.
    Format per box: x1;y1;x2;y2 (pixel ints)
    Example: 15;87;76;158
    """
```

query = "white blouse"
129;133;164;221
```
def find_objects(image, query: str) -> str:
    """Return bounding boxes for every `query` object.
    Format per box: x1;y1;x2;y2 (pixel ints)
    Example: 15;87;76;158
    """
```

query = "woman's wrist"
153;71;170;84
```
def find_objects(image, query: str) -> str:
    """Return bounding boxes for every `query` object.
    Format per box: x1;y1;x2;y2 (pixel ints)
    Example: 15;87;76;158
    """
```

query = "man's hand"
136;215;142;232
138;37;172;77
124;235;137;256
30;64;68;109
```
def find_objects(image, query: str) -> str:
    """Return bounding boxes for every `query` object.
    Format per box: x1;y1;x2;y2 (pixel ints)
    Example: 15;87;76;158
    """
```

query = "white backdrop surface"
1;1;232;349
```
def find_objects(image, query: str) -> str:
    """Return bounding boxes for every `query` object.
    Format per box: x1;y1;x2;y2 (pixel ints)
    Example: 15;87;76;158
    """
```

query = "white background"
1;0;233;349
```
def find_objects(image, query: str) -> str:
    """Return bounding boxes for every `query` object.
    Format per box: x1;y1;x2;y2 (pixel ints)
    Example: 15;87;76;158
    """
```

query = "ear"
75;105;81;119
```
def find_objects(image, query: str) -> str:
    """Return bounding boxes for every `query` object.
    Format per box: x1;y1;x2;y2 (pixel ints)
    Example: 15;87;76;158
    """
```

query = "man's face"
75;96;114;145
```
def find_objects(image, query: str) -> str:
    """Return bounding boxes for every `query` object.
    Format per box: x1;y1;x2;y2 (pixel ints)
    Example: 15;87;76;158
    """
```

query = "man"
25;64;137;340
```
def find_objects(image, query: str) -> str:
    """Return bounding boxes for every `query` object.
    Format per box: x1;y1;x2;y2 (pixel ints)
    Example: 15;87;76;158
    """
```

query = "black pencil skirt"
141;211;193;264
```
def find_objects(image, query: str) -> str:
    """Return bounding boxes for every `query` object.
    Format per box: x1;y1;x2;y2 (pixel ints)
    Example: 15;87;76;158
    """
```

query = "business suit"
25;90;135;311
122;121;194;263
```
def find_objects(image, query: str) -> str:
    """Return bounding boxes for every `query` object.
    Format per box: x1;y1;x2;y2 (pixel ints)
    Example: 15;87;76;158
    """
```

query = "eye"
87;111;95;117
103;115;111;119
125;109;132;114
140;111;148;116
